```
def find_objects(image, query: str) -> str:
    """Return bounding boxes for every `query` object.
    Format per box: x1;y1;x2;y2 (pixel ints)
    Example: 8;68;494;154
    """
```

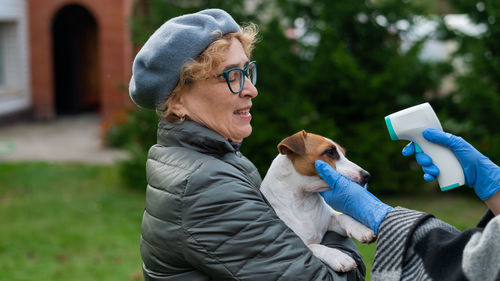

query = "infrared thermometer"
384;102;465;191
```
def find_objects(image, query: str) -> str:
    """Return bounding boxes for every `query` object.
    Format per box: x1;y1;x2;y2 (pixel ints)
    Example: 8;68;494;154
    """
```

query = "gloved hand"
404;128;500;200
315;160;393;235
402;142;440;182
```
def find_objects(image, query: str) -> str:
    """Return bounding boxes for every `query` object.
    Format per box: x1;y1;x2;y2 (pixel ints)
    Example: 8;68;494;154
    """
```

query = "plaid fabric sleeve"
371;207;500;281
371;207;432;281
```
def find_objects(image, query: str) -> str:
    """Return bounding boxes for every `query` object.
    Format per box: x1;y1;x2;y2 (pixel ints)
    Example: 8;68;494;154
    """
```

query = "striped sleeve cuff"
371;207;432;281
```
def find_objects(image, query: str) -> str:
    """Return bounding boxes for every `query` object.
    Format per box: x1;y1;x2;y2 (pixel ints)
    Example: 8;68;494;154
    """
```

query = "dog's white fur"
260;136;375;272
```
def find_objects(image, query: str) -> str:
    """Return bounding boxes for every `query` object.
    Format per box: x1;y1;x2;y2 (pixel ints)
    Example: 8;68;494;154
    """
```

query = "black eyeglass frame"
216;61;257;94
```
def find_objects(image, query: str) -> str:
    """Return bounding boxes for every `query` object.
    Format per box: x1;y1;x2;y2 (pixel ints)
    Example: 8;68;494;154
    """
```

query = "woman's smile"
234;106;252;120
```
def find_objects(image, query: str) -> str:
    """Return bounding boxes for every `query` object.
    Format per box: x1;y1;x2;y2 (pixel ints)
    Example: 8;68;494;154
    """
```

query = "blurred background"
1;0;499;280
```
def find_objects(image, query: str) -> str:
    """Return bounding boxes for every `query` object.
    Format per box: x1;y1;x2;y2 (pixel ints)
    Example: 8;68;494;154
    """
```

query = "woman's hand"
315;160;393;235
404;128;500;201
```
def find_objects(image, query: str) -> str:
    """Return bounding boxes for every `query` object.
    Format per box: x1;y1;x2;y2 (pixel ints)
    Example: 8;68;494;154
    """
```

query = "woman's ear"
169;92;186;117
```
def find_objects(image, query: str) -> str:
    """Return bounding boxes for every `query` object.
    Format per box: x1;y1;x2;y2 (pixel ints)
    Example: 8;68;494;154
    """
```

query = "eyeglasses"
216;61;257;94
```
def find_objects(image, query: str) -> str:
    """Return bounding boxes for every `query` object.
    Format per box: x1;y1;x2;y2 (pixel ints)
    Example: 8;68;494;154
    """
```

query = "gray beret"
129;9;241;109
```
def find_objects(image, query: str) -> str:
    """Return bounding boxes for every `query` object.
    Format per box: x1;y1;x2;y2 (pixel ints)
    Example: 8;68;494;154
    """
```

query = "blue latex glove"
315;160;393;235
404;128;500;200
402;142;440;182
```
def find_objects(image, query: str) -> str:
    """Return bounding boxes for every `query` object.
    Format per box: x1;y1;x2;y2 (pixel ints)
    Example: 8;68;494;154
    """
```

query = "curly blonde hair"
160;23;259;121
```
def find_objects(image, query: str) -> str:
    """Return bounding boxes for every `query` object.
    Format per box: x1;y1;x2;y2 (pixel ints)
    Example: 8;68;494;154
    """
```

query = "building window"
0;22;20;96
0;24;5;87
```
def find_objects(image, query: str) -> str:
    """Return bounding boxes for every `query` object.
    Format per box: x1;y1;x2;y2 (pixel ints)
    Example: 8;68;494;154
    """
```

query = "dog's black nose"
359;170;371;186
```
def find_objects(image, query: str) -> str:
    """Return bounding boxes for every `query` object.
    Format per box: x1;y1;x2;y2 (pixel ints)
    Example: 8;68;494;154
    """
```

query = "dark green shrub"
115;0;495;195
105;108;158;190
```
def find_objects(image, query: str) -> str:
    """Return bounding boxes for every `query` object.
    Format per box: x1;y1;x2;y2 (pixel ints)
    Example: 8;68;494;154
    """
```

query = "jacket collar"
157;120;237;155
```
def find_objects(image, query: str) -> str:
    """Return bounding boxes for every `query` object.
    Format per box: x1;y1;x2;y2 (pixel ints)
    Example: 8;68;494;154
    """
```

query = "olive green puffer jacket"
140;120;365;281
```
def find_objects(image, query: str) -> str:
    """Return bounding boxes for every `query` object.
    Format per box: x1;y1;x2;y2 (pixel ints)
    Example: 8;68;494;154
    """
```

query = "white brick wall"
0;0;31;116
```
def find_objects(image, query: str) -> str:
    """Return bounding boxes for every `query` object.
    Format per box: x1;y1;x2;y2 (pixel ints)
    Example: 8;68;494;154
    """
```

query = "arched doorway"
51;5;100;115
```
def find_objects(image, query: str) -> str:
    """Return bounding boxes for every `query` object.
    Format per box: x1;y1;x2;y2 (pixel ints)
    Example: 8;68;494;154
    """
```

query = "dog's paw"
308;244;358;272
338;214;377;243
349;226;376;243
328;251;358;272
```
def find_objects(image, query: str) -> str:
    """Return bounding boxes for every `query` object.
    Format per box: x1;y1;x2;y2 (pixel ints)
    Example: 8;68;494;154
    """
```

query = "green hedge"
109;0;500;194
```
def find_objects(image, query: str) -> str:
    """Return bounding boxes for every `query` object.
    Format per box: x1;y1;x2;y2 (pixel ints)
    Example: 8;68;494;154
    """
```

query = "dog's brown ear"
278;130;307;156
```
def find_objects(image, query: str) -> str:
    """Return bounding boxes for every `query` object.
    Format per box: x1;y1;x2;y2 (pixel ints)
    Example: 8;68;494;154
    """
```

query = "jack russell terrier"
260;130;376;272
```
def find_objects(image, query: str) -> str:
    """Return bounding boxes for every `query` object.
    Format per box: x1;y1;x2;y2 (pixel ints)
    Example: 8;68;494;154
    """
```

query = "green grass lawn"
0;162;145;281
0;162;489;280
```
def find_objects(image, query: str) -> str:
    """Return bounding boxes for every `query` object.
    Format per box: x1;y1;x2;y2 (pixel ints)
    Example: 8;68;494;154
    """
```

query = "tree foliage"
114;0;498;194
438;0;500;166
247;0;450;193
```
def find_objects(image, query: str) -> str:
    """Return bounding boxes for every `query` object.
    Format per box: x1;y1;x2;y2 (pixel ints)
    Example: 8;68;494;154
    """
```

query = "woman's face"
178;38;258;142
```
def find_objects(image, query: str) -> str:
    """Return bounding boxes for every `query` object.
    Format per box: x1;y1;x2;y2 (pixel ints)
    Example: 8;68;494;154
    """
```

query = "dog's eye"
324;147;339;160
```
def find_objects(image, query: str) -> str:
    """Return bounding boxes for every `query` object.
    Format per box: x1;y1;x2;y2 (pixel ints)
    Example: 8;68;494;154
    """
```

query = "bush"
105;108;158;190
114;0;468;194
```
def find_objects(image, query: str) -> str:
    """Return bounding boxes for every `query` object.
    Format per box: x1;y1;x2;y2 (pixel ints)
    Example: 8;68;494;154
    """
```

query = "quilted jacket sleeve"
181;160;364;281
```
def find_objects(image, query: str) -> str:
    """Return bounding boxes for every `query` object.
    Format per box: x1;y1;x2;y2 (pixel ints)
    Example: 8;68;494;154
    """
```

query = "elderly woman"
129;9;365;281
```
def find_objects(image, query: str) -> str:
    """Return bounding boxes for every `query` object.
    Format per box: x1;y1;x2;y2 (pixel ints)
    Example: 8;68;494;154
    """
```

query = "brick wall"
28;0;134;121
